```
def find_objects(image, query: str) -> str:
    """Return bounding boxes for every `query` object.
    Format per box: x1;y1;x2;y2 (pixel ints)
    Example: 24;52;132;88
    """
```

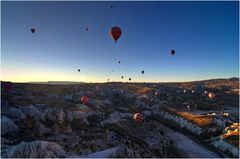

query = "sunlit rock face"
2;141;66;158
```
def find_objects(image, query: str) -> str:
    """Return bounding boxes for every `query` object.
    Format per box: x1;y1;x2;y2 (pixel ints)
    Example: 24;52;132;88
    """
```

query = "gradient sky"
1;1;239;83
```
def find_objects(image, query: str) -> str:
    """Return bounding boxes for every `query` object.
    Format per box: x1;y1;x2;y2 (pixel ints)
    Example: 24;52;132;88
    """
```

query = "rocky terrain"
1;78;239;158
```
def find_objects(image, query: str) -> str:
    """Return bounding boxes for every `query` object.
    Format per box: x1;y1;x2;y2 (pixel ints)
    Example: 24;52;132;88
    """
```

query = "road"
151;120;221;158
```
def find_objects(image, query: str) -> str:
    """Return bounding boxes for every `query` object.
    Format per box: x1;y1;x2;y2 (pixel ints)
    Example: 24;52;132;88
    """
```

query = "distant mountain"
228;77;239;82
30;81;85;84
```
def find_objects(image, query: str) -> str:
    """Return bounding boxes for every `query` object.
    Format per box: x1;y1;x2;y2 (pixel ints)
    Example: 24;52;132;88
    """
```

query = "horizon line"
1;77;239;84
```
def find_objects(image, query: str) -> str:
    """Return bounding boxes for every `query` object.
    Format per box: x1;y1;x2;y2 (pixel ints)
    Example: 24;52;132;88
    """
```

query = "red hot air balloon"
155;91;160;96
2;82;12;92
81;96;89;105
134;113;144;122
110;26;122;43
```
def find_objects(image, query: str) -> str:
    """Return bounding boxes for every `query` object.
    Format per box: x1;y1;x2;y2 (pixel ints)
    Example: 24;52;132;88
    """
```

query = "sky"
1;1;239;83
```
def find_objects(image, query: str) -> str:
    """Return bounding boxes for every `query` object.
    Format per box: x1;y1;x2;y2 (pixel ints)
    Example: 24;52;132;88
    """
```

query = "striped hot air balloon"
133;113;144;122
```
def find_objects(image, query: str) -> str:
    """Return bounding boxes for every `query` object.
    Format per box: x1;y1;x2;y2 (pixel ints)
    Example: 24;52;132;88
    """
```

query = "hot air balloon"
170;49;175;55
155;91;160;96
78;69;80;72
134;113;144;122
31;28;35;33
110;5;113;9
81;96;89;105
2;82;12;92
208;93;215;99
86;28;89;31
129;78;131;81
110;26;122;43
121;76;124;79
141;70;144;74
118;61;121;64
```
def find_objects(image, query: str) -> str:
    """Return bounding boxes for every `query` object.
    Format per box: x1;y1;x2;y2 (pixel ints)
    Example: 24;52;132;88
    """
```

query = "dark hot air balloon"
81;96;89;105
129;78;131;81
110;26;122;43
171;49;175;55
31;28;35;33
121;76;124;79
86;28;89;31
78;69;80;72
118;61;121;64
141;70;144;74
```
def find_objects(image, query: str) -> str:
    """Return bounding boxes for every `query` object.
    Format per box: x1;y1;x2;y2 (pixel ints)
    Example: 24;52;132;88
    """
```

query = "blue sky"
1;1;239;82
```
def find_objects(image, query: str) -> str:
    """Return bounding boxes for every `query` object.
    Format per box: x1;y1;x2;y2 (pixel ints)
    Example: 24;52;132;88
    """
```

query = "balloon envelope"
208;93;215;99
81;96;89;105
110;26;122;43
155;91;160;96
171;49;175;55
31;28;35;33
134;113;144;122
